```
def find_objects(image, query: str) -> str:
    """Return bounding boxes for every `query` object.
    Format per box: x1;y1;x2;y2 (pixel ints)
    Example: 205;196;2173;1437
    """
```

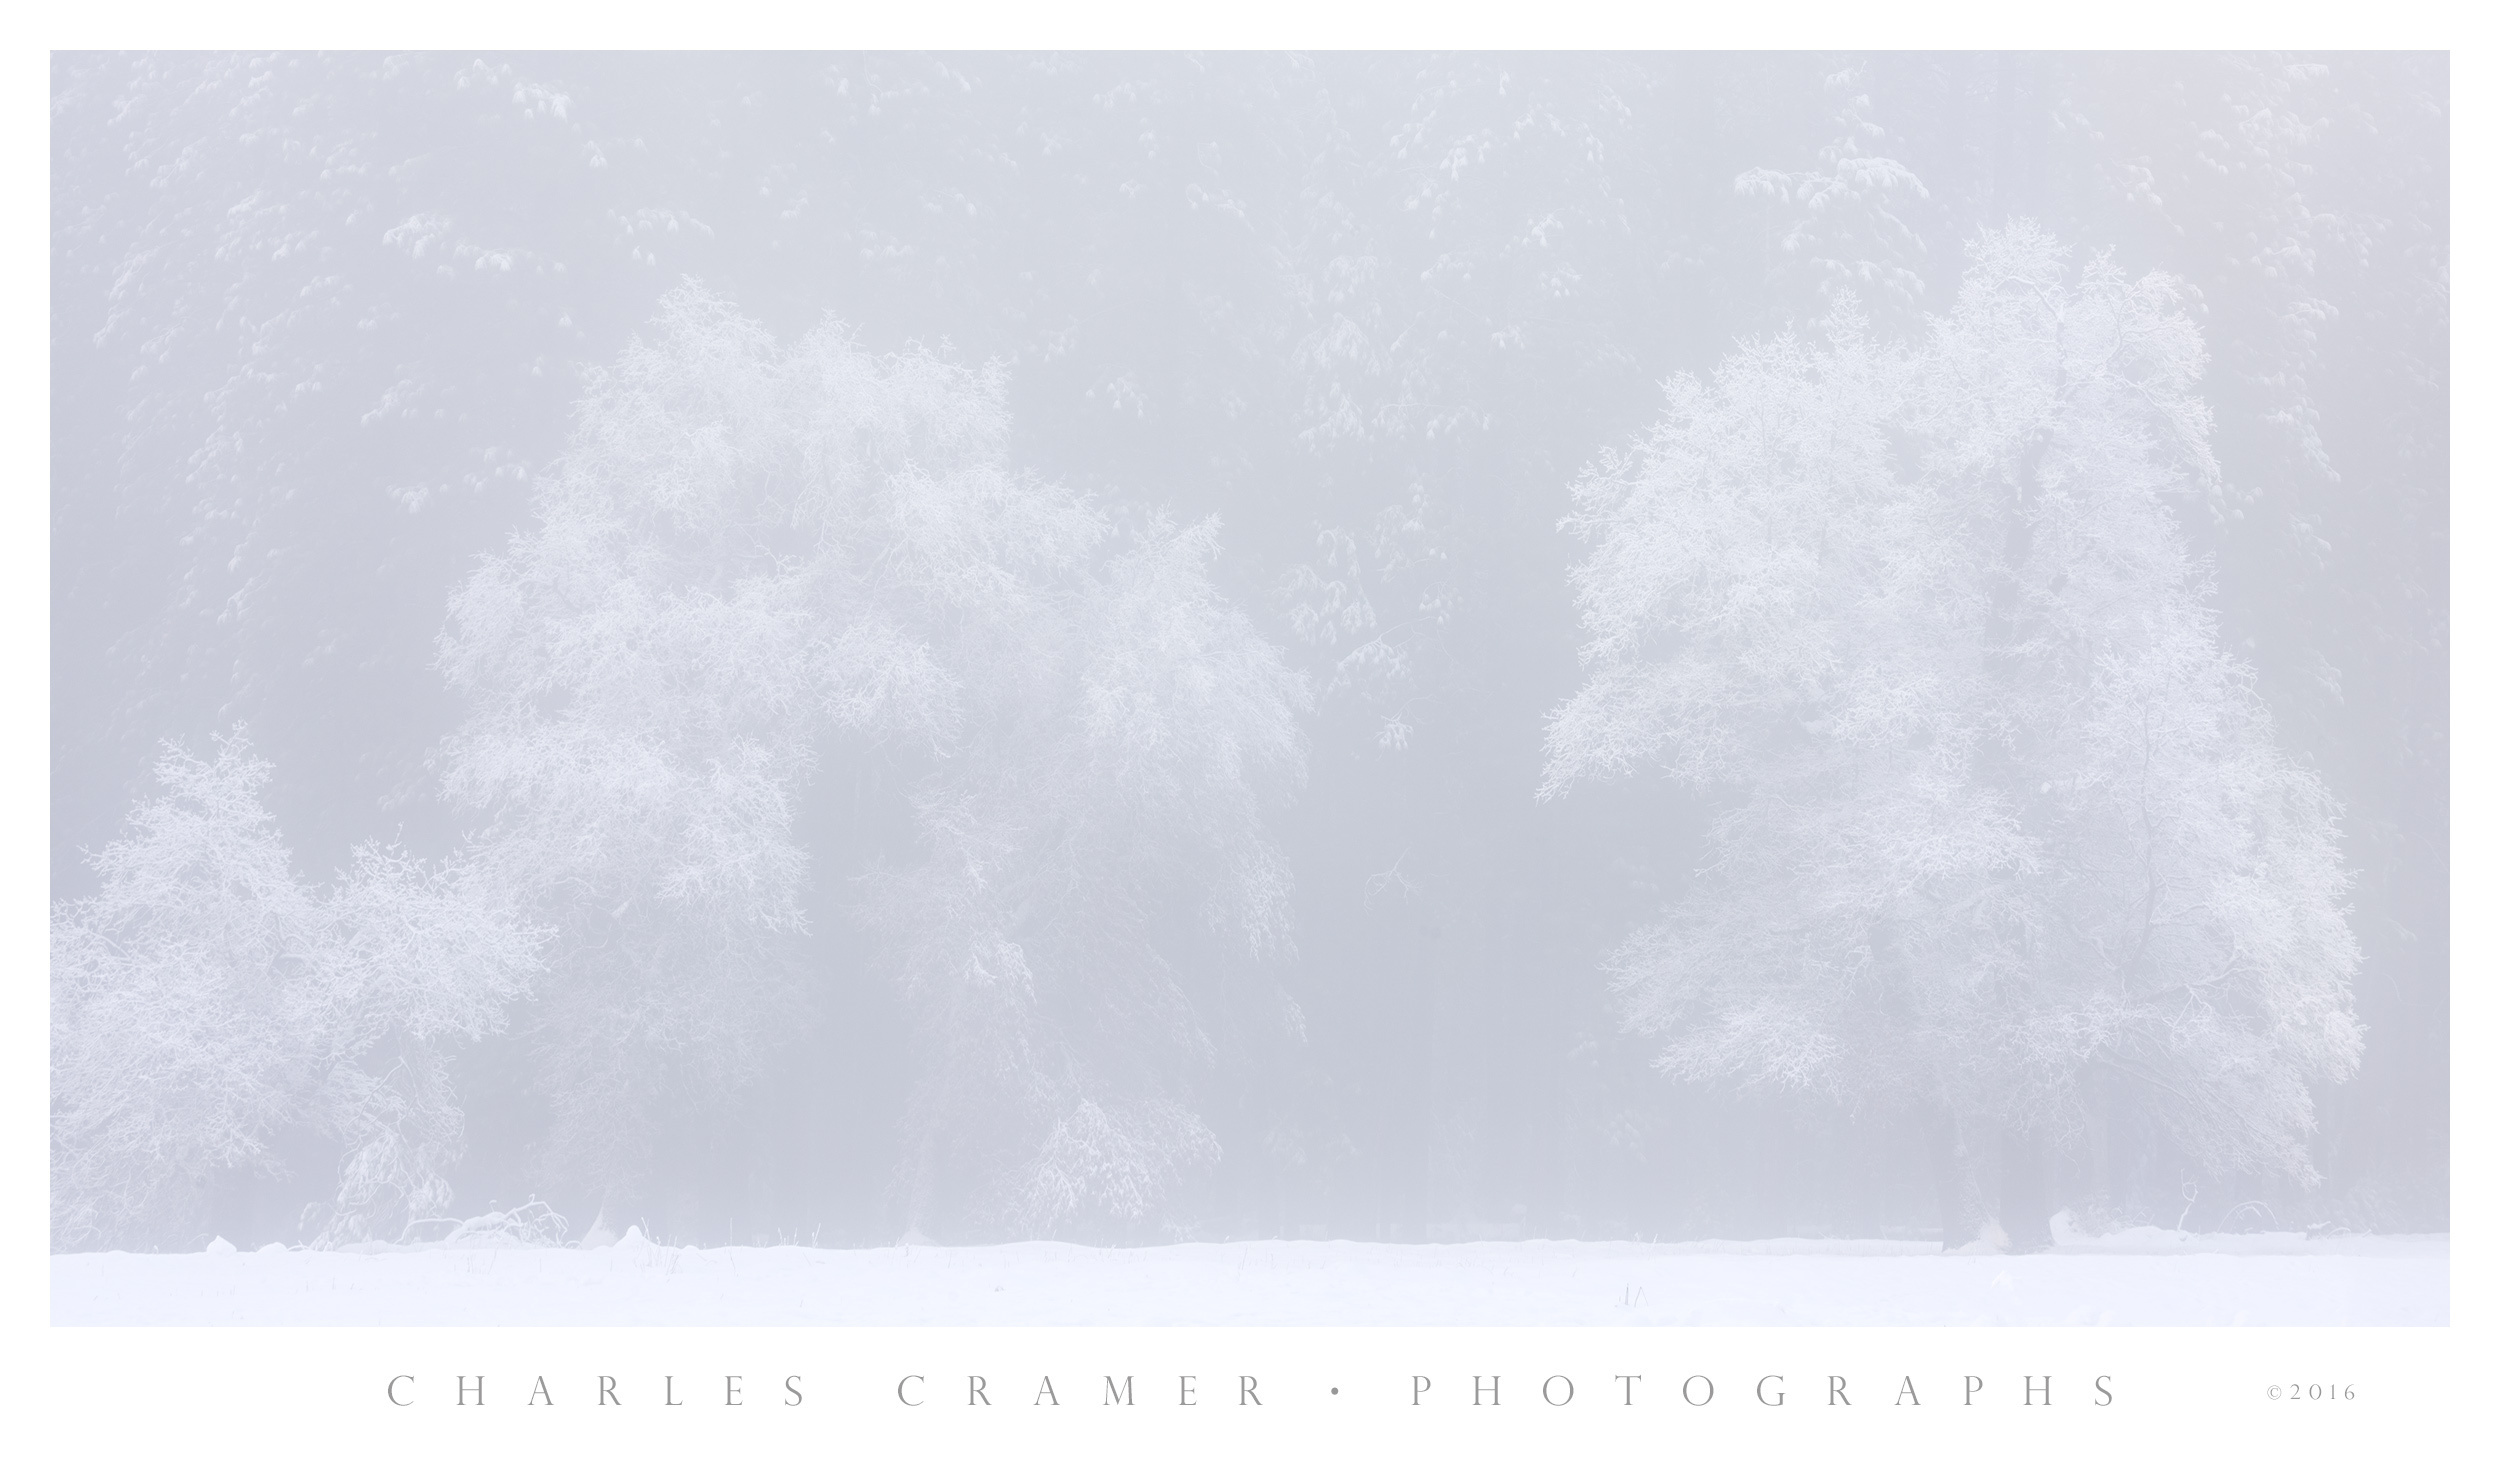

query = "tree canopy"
439;287;1308;1234
51;735;539;1250
1547;225;2363;1245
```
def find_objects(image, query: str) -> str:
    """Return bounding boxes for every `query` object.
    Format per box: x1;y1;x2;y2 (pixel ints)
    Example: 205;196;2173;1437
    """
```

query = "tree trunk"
1931;1110;1979;1250
1998;1125;2054;1253
2086;1081;2115;1223
900;1128;937;1243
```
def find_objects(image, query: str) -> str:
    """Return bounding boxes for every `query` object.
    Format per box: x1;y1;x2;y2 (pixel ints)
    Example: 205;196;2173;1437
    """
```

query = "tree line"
59;230;2364;1251
50;53;2441;1248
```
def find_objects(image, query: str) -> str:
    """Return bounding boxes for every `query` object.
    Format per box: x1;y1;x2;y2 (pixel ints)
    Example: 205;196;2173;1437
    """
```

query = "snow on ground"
54;1226;2444;1326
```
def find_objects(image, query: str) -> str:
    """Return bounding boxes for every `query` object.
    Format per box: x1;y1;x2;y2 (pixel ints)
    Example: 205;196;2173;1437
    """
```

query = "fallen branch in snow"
400;1200;569;1249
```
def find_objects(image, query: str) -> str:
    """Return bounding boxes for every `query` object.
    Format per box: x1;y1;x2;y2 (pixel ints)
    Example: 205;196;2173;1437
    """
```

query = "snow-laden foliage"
873;515;1308;1236
1736;64;1933;323
442;287;1307;1231
1548;224;2362;1188
51;736;539;1251
438;286;1011;1203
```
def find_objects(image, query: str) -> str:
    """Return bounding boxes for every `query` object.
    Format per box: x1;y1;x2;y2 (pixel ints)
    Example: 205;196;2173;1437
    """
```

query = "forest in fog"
50;53;2447;1252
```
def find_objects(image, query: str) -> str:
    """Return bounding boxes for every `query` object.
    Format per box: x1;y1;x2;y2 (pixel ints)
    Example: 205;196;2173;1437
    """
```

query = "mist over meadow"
50;52;2446;1254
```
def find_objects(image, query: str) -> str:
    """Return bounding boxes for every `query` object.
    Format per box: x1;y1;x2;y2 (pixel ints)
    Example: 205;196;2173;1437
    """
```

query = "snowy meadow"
53;1226;2448;1327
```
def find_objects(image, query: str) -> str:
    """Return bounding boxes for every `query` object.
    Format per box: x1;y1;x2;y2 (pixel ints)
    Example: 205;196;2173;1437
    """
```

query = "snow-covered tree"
440;287;942;1208
1546;224;2363;1249
51;735;538;1251
442;286;1307;1233
871;516;1308;1236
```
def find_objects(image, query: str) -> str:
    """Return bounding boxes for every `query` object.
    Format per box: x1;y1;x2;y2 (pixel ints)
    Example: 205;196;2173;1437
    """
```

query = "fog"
50;52;2447;1255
